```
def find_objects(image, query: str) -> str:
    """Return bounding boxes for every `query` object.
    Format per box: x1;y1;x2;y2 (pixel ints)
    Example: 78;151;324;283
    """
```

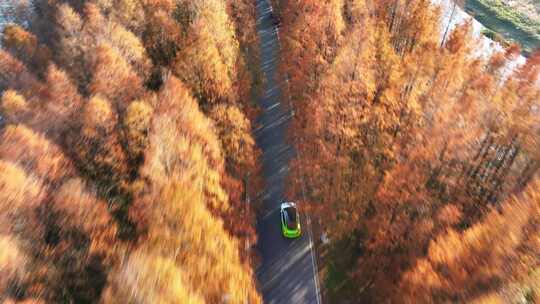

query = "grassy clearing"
466;0;540;54
475;0;540;37
319;232;366;303
481;27;512;46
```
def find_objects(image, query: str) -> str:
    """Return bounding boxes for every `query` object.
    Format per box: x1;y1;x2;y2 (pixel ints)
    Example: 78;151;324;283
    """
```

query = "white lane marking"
307;215;322;304
266;102;280;111
300;167;322;304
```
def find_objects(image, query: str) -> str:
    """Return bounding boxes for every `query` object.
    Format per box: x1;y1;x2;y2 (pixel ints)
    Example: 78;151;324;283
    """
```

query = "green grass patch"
466;0;540;54
481;27;511;46
474;0;540;38
321;230;366;302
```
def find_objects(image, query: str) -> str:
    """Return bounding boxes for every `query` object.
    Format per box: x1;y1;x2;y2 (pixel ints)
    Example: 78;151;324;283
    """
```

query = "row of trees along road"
274;0;540;302
0;0;263;303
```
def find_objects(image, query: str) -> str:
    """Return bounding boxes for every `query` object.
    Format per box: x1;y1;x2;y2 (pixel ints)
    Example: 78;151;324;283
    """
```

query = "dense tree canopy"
0;0;261;302
276;0;540;302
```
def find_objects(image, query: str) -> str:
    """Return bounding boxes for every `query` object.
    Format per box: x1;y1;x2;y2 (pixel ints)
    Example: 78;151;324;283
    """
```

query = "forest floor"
318;232;358;303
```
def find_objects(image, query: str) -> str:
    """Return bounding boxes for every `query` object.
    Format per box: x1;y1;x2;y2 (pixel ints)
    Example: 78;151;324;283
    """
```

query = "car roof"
280;202;296;209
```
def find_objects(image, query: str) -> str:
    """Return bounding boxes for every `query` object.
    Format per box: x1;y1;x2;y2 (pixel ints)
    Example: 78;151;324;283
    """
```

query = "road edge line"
307;214;322;304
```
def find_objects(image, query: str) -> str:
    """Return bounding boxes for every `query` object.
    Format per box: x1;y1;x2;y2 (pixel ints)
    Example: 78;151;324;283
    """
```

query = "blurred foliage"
0;0;262;302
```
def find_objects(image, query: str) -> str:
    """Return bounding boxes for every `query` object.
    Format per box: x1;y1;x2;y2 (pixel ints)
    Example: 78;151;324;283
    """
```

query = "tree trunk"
515;160;539;192
468;134;493;181
440;2;457;48
488;144;519;203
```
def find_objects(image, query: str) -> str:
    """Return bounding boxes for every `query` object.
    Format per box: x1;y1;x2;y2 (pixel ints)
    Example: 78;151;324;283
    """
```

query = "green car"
280;202;301;238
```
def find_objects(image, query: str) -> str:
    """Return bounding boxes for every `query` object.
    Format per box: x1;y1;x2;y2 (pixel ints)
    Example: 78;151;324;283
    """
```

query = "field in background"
465;0;540;54
500;0;540;22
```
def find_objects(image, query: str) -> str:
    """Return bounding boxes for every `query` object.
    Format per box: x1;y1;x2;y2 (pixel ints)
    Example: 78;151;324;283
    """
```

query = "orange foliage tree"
277;0;540;301
0;0;262;302
401;179;540;303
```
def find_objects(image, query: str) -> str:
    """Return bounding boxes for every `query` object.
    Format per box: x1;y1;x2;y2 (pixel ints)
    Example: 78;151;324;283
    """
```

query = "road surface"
254;0;322;303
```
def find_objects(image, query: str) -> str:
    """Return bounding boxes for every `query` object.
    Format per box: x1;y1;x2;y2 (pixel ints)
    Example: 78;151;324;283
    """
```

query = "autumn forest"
278;0;540;303
0;0;261;303
0;0;539;303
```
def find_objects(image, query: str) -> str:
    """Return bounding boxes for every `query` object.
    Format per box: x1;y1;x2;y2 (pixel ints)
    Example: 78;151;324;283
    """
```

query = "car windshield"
284;207;297;229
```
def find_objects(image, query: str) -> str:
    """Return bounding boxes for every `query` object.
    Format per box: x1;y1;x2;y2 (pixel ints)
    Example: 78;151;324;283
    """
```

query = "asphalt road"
254;1;322;303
